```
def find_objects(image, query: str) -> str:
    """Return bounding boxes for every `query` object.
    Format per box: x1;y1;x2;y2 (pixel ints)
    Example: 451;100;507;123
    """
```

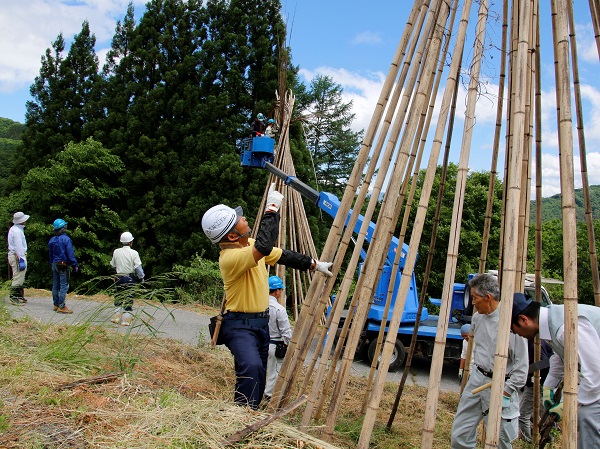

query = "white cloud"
351;31;383;45
298;66;386;133
575;22;600;64
0;0;145;92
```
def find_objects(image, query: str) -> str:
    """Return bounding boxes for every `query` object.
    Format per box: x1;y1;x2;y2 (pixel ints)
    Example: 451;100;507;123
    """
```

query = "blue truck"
240;136;552;371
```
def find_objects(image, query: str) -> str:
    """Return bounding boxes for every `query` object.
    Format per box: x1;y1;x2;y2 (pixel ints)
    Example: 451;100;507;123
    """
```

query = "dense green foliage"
0;118;25;193
405;165;504;299
297;75;363;199
1;0;298;289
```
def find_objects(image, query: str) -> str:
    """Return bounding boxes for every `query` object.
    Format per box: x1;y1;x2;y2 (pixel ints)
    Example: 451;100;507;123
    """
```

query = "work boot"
111;307;122;324
120;312;133;326
53;305;59;311
8;288;22;306
18;287;27;303
56;305;73;314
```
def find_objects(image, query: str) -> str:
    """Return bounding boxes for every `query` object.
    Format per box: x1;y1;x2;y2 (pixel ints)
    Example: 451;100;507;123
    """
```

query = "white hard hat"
13;211;30;224
120;231;134;244
202;204;243;244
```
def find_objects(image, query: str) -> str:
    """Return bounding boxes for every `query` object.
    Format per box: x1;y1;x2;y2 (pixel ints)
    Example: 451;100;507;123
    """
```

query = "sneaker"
120;312;132;326
111;307;122;324
56;306;73;314
8;297;23;306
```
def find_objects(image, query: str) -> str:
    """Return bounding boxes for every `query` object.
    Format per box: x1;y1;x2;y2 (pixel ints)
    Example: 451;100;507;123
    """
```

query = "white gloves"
266;183;284;213
313;260;333;277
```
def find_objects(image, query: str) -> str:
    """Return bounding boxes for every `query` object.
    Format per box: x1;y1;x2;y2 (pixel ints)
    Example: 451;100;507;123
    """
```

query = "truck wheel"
463;285;474;318
367;339;406;372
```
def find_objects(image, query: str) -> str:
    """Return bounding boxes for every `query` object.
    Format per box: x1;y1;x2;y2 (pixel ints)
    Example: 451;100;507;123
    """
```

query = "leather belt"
477;365;511;380
224;310;269;319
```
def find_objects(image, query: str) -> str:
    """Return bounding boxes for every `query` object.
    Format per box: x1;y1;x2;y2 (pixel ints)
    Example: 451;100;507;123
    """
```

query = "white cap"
13;211;29;224
120;231;134;244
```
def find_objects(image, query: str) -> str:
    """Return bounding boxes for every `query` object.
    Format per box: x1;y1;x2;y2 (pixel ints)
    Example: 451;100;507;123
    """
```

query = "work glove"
458;368;464;381
265;183;284;213
548;401;563;422
543;387;555;410
502;394;511;409
313;260;333;277
18;257;26;271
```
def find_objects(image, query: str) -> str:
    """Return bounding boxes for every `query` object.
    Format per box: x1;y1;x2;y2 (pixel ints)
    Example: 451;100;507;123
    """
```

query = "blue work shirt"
48;234;78;267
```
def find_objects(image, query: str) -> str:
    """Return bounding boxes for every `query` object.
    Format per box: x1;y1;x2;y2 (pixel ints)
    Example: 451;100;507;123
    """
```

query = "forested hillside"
530;185;600;222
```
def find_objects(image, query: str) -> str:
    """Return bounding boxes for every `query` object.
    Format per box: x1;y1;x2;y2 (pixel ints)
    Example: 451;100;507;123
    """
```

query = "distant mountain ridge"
531;185;600;222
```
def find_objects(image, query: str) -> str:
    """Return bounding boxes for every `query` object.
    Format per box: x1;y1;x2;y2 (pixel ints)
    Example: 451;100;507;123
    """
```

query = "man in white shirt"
451;274;528;449
264;275;293;400
511;296;600;449
7;211;29;304
110;232;145;326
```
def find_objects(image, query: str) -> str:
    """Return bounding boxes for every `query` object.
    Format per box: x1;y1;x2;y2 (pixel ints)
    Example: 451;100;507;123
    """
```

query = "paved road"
6;295;460;393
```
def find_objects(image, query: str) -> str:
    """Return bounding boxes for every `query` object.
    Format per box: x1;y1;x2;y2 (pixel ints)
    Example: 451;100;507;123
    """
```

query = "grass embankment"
0;290;555;448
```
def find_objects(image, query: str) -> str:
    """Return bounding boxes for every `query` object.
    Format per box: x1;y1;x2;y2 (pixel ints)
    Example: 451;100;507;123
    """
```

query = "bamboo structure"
260;0;598;447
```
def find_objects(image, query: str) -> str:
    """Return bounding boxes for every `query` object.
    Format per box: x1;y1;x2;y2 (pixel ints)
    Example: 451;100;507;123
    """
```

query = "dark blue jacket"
48;234;78;267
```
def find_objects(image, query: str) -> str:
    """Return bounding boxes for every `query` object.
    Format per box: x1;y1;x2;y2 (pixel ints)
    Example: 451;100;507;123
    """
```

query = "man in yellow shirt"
202;186;332;409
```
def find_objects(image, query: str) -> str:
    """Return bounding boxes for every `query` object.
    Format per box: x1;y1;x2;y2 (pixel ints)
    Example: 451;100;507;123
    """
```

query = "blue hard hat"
53;218;67;230
268;118;275;124
257;113;265;121
268;275;284;290
460;324;471;335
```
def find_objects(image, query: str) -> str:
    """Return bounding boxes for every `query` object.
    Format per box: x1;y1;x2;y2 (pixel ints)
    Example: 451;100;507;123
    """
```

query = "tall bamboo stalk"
484;0;533;444
566;0;600;306
478;0;509;275
551;0;579;446
532;0;543;444
271;0;429;411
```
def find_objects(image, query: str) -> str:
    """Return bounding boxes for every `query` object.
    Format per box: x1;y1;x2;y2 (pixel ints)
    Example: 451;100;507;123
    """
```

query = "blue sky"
1;0;599;197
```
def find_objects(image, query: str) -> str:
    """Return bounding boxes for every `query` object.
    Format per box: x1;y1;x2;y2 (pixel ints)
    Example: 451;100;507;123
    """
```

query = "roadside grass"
0;288;561;448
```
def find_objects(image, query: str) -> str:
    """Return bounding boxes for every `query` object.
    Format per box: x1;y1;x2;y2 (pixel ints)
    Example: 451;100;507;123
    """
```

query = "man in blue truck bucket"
511;294;600;449
201;185;333;409
451;273;528;449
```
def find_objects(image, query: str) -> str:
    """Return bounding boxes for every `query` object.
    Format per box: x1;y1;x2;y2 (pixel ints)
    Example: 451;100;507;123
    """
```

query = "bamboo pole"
589;0;600;61
388;52;462;425
421;2;492;447
551;0;579;446
362;9;452;410
296;0;432;424
485;0;534;446
478;0;509;275
271;0;426;411
566;0;600;306
532;1;543;444
304;0;439;426
515;0;537;292
325;1;451;440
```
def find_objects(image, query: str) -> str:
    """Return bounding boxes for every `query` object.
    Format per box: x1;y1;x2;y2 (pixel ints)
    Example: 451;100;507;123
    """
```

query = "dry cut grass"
0;296;559;448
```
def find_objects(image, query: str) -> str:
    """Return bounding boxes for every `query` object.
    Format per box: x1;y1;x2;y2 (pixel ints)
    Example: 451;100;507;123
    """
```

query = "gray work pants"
518;386;534;441
451;370;519;449
579;400;600;449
